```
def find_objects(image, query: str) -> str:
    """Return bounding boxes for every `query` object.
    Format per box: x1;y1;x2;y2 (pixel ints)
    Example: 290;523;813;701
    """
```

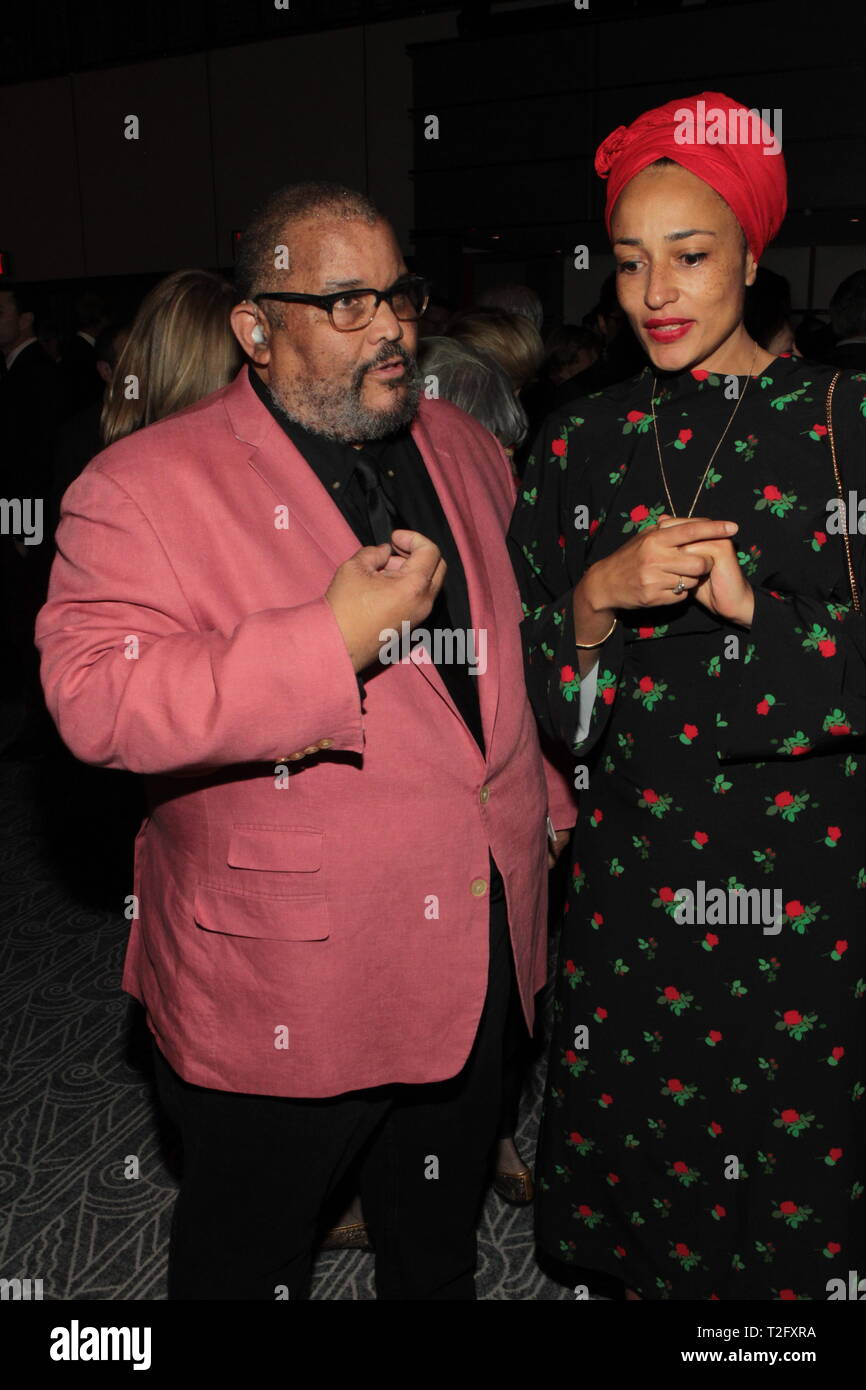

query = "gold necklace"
651;340;758;518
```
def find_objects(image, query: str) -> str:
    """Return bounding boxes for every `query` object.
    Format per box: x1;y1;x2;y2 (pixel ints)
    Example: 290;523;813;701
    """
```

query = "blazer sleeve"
35;465;365;775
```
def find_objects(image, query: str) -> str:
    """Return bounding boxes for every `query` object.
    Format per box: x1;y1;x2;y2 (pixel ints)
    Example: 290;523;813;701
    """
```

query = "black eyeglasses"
253;274;430;332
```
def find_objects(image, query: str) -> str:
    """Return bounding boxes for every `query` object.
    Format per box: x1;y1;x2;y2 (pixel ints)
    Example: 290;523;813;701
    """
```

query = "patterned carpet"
0;733;594;1301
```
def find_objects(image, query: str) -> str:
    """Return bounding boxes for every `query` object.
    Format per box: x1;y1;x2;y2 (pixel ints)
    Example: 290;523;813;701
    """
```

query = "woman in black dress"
509;92;866;1300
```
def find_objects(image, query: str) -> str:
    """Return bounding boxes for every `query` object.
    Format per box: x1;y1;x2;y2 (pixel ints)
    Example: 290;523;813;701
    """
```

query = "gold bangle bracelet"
574;616;618;650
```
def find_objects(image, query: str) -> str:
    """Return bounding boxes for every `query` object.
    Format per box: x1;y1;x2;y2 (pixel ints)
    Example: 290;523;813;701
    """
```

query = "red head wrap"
595;92;787;261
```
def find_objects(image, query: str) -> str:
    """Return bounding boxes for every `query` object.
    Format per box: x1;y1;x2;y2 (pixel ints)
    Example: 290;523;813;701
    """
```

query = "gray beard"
267;354;423;442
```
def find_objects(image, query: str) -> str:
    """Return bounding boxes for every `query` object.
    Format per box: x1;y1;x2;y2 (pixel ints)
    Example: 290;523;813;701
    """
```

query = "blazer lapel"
410;407;500;756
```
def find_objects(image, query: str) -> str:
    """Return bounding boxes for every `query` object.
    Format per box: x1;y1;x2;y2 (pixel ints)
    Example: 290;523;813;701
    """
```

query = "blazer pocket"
227;825;323;872
193;883;330;941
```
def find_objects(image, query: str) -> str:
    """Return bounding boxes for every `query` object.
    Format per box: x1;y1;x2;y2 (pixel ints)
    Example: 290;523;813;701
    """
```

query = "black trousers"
151;858;517;1300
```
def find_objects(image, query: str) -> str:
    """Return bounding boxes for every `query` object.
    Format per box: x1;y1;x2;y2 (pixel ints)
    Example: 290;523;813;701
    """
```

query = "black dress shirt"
248;366;485;755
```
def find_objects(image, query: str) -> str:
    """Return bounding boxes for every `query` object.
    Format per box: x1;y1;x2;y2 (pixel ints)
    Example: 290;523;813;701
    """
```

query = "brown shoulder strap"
825;370;861;614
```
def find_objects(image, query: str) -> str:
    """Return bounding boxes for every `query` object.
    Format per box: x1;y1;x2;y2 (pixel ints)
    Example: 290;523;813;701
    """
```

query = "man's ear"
230;302;271;363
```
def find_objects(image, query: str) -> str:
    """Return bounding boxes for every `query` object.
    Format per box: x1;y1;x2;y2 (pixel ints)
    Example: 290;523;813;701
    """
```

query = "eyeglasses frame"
252;274;430;332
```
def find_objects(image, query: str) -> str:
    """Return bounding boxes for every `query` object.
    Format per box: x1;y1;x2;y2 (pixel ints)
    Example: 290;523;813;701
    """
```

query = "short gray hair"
417;337;528;452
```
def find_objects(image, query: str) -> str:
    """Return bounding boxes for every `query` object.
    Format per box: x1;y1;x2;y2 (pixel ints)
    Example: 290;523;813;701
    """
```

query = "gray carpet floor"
0;746;584;1301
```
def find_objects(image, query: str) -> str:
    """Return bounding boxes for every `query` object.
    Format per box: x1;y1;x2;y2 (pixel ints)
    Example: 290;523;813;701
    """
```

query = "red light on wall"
0;249;11;277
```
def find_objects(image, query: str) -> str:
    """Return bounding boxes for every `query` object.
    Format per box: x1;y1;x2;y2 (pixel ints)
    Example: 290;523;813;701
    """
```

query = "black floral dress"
508;354;866;1300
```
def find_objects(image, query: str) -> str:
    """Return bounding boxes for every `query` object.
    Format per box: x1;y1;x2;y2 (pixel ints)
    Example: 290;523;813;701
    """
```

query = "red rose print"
561;665;576;683
600;1093;613;1105
615;1244;626;1256
818;639;836;658
690;369;709;380
813;530;826;545
678;428;693;444
832;1047;845;1061
593;809;603;823
569;1131;584;1144
779;1200;798;1214
710;1121;722;1135
812;424;828;436
781;1108;800;1124
829;1147;843;1160
763;484;782;500
659;886;675;902
602;686;616;705
785;900;805;919
589;518;600;535
827;826;841;841
829;723;851;735
673;1161;689;1174
694;831;709;845
675;1241;690;1256
630;504;650;522
639;675;655;692
551;438;567;456
835;940;848;955
578;1204;593;1216
826;1241;841;1254
565;1049;577;1064
596;1007;608;1020
705;932;719;946
714;1204;726;1218
592;911;604;926
756;699;770;715
708;1029;722;1042
608;1172;619;1184
664;985;680;1001
668;1078;684;1092
779;1289;796;1300
638;626;655;638
783;1010;802;1026
683;723;698;739
566;960;576;974
626;410;646;423
557;534;566;548
643;788;659;804
774;790;794;807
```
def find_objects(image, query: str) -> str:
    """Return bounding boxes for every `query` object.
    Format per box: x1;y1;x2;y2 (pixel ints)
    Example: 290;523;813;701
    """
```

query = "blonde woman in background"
102;269;241;445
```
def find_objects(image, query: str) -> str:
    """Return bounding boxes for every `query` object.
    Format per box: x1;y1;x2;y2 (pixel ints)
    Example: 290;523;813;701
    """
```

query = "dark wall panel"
209;30;366;267
0;77;83;279
73;54;217;275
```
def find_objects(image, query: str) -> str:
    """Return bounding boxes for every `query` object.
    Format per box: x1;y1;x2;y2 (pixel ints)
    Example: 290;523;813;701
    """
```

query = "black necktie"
353;454;398;545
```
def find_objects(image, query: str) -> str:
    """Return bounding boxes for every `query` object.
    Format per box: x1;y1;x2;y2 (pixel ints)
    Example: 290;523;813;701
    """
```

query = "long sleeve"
715;371;866;763
35;465;364;775
507;408;625;759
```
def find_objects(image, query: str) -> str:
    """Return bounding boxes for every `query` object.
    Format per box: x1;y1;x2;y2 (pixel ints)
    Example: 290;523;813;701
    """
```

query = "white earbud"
251;324;266;344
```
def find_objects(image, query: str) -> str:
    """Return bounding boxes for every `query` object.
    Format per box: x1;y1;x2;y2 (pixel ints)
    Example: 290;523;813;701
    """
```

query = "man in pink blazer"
36;182;575;1301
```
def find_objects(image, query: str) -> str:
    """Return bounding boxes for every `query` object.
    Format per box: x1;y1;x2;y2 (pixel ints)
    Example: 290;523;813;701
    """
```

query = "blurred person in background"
523;323;603;436
744;265;796;355
0;281;61;749
417;335;528;472
447;305;544;395
477;282;544;334
60;290;110;418
826;268;866;369
51;322;130;534
101;269;241;445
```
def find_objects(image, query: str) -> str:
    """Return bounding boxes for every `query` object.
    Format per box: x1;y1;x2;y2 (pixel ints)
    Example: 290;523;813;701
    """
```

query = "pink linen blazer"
35;368;576;1097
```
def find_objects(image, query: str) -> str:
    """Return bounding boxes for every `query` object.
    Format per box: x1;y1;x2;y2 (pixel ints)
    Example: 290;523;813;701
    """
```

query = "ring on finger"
673;577;687;594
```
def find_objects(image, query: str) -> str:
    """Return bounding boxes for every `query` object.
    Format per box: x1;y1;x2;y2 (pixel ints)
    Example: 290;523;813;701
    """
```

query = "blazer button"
318;738;333;749
288;752;304;761
470;877;488;897
479;786;490;804
302;745;318;755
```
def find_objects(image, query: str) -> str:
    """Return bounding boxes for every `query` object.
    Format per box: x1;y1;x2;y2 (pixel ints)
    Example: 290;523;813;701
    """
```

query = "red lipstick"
645;318;694;343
